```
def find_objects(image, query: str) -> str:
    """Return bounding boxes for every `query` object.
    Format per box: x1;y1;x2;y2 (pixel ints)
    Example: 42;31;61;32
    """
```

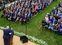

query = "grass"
0;0;62;45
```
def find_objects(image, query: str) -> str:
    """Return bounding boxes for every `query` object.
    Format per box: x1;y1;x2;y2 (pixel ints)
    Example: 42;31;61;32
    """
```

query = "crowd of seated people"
42;2;62;34
2;0;55;24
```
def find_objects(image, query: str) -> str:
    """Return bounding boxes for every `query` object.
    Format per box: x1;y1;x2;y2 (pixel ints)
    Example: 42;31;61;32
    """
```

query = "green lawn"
0;0;62;45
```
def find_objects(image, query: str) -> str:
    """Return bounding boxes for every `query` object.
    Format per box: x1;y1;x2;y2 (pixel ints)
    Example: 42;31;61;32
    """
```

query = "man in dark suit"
3;28;14;45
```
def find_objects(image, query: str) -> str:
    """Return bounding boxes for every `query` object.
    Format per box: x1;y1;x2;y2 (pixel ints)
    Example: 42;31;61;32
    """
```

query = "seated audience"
3;0;54;24
43;2;62;33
